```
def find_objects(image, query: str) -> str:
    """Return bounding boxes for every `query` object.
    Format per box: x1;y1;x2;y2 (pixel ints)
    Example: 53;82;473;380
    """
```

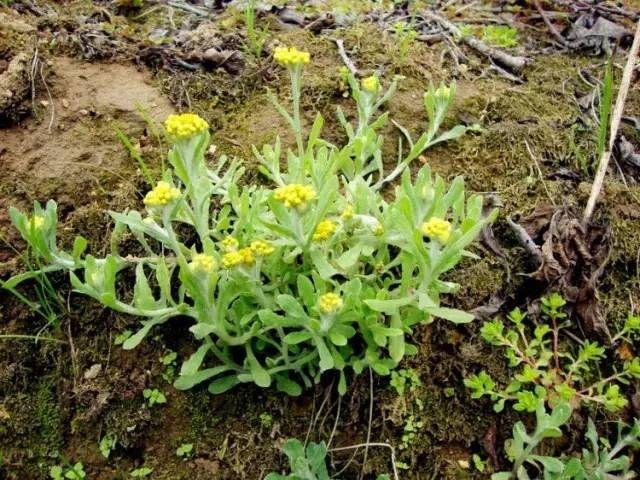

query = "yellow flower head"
319;292;342;314
273;46;311;67
372;222;384;236
361;75;379;93
250;240;275;256
31;215;45;229
432;84;451;102
222;247;255;269
274;184;316;209
143;181;181;208
221;236;239;252
164;113;209;139
341;204;354;220
421;217;452;244
313;219;336;241
189;253;216;274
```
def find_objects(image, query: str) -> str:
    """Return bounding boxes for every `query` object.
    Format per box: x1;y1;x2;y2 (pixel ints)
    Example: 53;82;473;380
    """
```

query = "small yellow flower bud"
273;46;311;67
221;236;239;252
164;113;209;139
361;75;379;93
313;219;336;241
372;222;384;236
143;181;181;208
222;247;255;268
273;184;316;209
319;292;342;314
31;215;45;229
421;217;452;244
250;240;275;256
341;204;354;220
189;253;216;274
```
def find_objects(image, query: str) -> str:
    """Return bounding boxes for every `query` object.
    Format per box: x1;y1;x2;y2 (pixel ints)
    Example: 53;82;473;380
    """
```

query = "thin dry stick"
330;443;399;480
326;396;342;448
583;19;640;224
334;39;359;77
359;367;374;480
39;62;55;133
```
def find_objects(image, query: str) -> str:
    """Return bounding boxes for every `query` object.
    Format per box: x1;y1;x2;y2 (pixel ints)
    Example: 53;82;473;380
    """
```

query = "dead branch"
422;10;530;72
583;19;640;223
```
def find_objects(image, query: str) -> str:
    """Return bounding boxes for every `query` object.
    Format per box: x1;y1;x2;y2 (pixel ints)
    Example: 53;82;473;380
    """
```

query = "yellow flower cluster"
250;240;275;256
432;84;451;101
373;222;384;236
31;215;45;229
221;236;239;252
313;219;336;241
189;253;216;274
319;293;342;314
164;113;209;139
274;184;316;209
421;217;452;244
361;75;379;92
222;247;255;269
143;181;181;208
341;204;354;220
273;46;311;67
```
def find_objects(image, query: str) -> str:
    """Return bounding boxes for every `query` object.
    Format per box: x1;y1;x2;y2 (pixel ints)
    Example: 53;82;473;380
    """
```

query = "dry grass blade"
583;19;640;223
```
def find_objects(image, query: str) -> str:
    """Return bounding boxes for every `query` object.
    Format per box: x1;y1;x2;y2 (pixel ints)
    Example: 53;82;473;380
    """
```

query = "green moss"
35;379;64;457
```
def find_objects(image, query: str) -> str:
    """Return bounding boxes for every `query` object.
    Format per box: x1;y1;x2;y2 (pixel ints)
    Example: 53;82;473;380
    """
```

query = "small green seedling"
160;350;178;382
472;454;486;473
481;25;518;48
99;434;117;459
143;388;166;407
493;400;572;479
114;330;132;346
176;443;193;458
390;368;421;395
50;462;86;480
244;0;269;58
259;412;273;429
393;21;418;63
130;466;153;477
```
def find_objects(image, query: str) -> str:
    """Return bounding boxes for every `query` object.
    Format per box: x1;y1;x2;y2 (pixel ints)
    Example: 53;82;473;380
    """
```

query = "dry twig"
422;10;530;72
334;39;359;76
583;19;640;223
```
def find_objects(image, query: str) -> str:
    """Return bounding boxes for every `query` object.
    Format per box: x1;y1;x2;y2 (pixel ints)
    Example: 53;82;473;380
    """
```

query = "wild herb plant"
265;439;391;480
49;462;86;480
7;47;495;395
130;466;153;477
143;388;166;407
390;368;421;395
244;0;269;58
265;440;331;480
494;400;640;480
99;434;117;459
481;25;519;48
392;21;418;64
176;443;193;458
595;59;613;170
567;418;640;479
465;293;640;413
492;400;572;480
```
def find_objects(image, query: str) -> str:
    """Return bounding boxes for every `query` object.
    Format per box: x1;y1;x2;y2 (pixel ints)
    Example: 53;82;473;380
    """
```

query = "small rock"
83;363;102;380
62;99;70;108
202;48;245;75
